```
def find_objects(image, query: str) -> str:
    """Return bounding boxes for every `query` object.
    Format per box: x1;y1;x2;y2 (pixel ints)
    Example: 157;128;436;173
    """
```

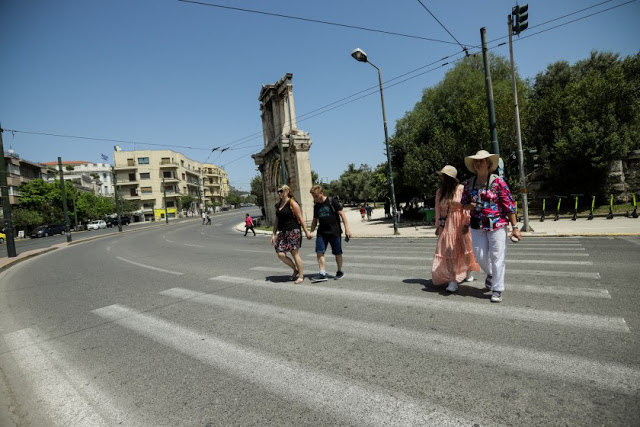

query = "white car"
87;220;107;230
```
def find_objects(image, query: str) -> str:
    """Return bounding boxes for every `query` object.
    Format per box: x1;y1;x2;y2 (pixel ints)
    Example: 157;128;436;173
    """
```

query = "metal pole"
57;158;72;242
162;173;168;224
508;16;532;232
480;28;500;157
370;61;399;235
0;126;17;257
111;166;122;232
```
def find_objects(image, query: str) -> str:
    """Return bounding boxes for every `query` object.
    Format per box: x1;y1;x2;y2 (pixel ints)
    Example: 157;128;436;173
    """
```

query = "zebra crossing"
4;237;638;426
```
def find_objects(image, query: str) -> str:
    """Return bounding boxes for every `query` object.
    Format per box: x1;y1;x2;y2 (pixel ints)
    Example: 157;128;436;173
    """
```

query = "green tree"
250;174;264;207
525;51;640;196
390;54;527;202
226;186;242;206
11;208;44;233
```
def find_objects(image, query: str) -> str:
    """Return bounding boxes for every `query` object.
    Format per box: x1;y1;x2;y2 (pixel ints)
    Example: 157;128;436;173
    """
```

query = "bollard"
540;198;545;222
587;195;595;220
632;194;638;219
607;194;614;220
572;195;578;221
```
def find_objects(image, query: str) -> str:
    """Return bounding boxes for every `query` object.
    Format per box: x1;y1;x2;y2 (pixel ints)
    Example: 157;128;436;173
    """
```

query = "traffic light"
526;148;538;169
512;4;529;35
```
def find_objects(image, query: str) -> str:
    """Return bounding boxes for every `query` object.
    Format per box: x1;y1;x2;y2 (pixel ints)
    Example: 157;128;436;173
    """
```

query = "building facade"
2;150;46;206
41;161;114;196
113;147;229;221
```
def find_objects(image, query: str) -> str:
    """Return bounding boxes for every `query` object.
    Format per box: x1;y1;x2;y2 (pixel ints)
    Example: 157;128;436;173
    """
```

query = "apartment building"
113;147;229;221
41;160;114;196
2;150;47;206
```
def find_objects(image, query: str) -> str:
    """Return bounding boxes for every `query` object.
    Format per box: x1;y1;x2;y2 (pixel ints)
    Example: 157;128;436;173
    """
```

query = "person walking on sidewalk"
201;211;206;225
271;185;311;284
309;184;352;282
461;150;522;303
365;203;372;221
431;165;480;292
244;213;256;236
359;205;366;222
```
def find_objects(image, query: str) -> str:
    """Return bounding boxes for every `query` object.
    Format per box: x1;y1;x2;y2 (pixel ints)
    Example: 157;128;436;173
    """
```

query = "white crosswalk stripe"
92;304;484;427
159;288;636;394
210;275;629;333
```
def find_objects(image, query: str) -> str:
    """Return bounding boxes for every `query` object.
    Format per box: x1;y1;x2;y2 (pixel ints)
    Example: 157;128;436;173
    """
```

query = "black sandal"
290;270;299;281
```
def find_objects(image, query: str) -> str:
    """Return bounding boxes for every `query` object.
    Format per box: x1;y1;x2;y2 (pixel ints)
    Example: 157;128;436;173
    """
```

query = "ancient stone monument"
253;73;314;225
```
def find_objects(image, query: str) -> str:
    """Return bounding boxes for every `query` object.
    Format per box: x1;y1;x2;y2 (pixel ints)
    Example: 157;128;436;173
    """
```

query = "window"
129;173;136;181
163;171;172;178
182;173;186;180
140;187;152;194
160;157;171;165
103;173;107;180
138;157;149;165
143;203;154;209
166;201;175;208
140;172;150;179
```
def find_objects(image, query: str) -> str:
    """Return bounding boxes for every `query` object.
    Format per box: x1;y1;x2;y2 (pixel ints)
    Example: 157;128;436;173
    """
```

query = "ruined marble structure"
252;74;314;225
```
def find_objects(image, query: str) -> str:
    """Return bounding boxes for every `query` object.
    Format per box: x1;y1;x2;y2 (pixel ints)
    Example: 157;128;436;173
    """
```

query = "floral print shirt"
461;175;516;231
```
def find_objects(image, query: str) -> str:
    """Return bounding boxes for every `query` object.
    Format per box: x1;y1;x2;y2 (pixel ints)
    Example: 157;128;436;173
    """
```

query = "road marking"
319;263;600;279
3;329;127;426
346;247;586;255
92;304;482;427
183;244;204;248
251;267;608;299
234;249;270;253
160;288;637;394
211;275;629;333
307;253;594;265
116;256;184;275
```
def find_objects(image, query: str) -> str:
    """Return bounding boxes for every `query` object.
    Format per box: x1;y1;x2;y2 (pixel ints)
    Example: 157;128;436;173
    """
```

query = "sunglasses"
277;189;284;194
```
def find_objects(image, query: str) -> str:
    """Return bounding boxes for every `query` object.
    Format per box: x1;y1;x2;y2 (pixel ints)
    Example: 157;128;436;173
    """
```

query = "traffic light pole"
508;15;532;232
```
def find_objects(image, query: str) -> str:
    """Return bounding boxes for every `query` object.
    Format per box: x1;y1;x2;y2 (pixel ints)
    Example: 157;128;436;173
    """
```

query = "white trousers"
470;227;508;292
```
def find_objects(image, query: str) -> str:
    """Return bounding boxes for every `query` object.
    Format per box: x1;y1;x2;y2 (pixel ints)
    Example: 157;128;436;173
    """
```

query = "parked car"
31;224;66;238
106;216;131;227
0;231;6;244
87;220;107;230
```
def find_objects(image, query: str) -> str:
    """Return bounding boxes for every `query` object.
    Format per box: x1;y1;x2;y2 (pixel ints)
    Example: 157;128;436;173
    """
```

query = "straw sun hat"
464;150;499;173
436;165;458;180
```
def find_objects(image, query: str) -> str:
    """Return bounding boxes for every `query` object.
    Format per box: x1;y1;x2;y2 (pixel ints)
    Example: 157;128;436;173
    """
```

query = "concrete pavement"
240;205;640;238
3;206;639;272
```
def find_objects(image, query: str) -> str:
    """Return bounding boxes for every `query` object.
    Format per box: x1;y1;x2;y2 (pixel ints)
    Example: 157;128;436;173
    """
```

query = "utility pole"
480;28;502;175
162;173;168;224
57;158;72;243
509;4;532;231
0;126;17;257
111;166;122;232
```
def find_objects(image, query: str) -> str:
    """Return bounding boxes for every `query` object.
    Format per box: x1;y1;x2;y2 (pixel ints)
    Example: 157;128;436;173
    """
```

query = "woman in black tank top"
271;185;311;284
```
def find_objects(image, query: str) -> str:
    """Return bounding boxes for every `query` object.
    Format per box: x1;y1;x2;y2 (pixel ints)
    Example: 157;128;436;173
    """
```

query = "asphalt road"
0;210;638;426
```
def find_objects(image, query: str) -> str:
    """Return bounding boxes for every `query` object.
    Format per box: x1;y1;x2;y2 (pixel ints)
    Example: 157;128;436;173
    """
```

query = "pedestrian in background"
365;203;372;221
206;212;211;225
201;211;206;225
244;213;256;236
431;165;480;292
271;185;311;284
384;200;391;218
309;184;352;281
461;150;522;303
359;205;366;222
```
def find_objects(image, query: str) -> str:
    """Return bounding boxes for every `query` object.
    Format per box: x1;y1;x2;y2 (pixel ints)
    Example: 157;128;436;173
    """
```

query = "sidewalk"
239;206;640;238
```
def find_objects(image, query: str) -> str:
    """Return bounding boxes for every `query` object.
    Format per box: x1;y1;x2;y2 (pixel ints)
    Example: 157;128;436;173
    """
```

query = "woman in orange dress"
431;165;480;292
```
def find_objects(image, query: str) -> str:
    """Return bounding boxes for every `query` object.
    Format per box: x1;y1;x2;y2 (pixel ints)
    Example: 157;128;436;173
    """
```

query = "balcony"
162;176;179;183
159;161;179;168
116;180;138;186
186;181;199;187
122;194;141;200
140;193;156;200
115;163;137;171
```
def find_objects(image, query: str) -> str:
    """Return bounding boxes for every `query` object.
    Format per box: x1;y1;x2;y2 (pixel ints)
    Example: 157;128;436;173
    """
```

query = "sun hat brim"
464;150;499;173
436;165;458;180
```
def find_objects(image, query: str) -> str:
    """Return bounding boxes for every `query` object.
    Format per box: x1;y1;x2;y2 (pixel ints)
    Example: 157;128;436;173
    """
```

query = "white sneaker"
464;274;474;282
446;281;458;293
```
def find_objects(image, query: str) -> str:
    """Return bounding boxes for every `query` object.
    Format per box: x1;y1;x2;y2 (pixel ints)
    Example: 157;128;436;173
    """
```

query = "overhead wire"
6;0;634;168
176;0;459;46
415;0;470;55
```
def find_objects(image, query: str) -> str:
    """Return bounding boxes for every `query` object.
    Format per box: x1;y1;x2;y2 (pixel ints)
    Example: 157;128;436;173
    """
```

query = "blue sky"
1;0;638;191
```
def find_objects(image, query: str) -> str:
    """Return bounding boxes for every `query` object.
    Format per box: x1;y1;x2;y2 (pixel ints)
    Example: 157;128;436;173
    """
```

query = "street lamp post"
351;48;399;235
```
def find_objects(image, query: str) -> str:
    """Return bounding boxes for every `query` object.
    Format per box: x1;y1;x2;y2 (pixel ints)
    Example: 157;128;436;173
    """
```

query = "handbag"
470;216;481;229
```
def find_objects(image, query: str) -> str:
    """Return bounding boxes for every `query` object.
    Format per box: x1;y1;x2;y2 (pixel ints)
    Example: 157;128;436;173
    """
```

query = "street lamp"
351;48;399;235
